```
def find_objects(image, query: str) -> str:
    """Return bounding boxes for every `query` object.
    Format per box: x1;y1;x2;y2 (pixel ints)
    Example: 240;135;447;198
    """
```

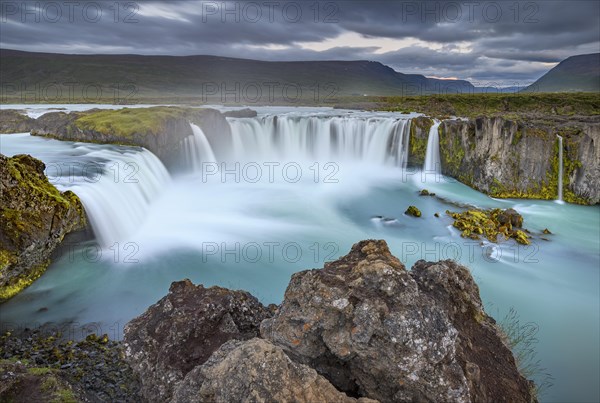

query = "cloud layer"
1;0;598;85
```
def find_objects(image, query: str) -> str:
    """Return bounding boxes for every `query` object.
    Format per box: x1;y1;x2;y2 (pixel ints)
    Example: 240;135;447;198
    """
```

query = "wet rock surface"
123;280;273;402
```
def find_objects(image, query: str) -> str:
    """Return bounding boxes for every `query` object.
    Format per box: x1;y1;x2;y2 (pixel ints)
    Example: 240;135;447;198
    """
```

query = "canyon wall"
411;116;600;204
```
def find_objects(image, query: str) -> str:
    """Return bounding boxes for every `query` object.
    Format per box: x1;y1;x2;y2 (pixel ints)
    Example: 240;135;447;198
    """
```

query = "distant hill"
524;53;600;93
0;49;479;104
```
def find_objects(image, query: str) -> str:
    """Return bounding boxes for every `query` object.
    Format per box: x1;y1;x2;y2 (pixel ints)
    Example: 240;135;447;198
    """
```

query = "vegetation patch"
405;205;422;217
409;117;433;165
379;93;600;118
74;106;191;137
446;208;531;245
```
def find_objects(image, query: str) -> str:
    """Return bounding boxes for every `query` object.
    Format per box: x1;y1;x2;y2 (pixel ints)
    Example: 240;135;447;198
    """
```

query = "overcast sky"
1;0;599;85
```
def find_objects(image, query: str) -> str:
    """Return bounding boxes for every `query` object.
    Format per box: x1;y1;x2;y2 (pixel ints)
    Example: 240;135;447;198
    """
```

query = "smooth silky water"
0;106;598;402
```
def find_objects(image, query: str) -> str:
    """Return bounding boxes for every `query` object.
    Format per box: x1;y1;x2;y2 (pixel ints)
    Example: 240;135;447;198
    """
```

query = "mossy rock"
405;206;422;218
0;154;87;302
446;208;531;245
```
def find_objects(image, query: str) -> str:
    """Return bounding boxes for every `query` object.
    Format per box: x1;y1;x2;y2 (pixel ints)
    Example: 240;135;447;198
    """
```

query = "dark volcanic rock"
261;240;536;403
123;279;273;402
0;154;87;301
172;338;377;403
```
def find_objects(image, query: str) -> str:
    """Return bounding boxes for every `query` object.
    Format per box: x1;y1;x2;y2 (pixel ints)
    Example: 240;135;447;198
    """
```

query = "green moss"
405;205;422;217
439;129;465;177
1;154;87;302
74;106;190;137
0;260;50;302
409;117;433;165
447;208;531;245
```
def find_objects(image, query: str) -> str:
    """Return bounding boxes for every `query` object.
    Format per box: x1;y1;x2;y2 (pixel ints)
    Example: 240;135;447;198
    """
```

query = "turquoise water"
0;106;598;402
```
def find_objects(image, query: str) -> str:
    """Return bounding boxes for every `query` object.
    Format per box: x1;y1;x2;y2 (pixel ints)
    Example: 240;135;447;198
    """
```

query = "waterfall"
557;135;564;202
226;115;412;167
183;123;217;171
58;147;171;247
423;120;442;175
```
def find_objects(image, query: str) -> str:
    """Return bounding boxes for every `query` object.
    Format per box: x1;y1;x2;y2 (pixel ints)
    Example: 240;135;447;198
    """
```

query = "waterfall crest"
61;147;171;247
423;120;442;175
226;115;412;168
183;123;217;171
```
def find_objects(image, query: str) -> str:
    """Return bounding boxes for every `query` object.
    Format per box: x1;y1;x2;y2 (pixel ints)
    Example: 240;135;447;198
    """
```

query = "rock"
123;279;273;402
405;205;422;217
172;338;377;403
497;208;524;229
0;110;36;134
447;208;531;245
542;228;552;235
222;108;258;118
0;330;141;401
434;212;440;217
420;189;430;196
438;116;599;204
31;107;233;171
261;240;536;403
0;154;87;301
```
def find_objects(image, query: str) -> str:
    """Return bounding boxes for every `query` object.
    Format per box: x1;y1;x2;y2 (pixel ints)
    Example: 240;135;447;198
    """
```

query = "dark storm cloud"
0;0;598;85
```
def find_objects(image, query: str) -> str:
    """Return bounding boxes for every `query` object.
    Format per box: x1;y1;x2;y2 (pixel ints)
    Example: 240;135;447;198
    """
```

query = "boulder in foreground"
124;240;537;403
123;280;273;402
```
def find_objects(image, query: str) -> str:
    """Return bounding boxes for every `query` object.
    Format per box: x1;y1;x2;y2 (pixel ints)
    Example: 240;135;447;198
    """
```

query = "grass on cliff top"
74;106;191;137
372;92;600;118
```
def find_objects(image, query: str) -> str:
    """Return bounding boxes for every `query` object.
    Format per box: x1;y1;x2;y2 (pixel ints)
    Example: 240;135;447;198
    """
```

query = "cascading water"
423;119;442;175
71;148;171;246
2;107;600;402
0;134;171;247
557;135;564;202
226;115;412;167
183;123;217;171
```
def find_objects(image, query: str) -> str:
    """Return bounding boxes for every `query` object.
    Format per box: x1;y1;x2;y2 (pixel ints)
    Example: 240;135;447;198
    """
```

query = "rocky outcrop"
0;154;87;301
408;116;434;166
123;240;535;403
30;107;232;171
436;116;600;204
172;338;376;403
123;280;273;402
0;110;36;133
261;240;536;402
0;107;233;171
